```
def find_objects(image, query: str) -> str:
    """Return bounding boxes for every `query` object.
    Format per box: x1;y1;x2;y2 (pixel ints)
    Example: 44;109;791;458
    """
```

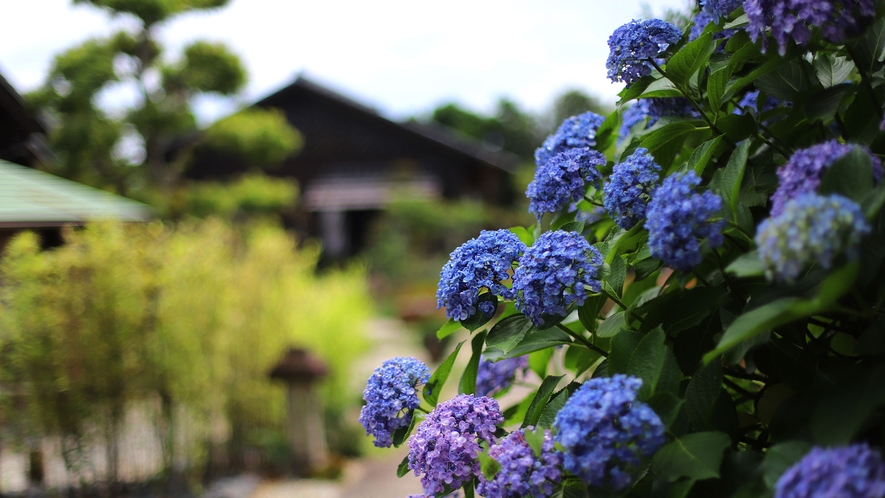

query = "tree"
27;0;300;200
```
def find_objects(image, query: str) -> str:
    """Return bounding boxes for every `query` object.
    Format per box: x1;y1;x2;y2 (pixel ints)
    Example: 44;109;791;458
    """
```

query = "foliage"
167;172;299;220
0;220;372;482
27;0;300;200
364;1;885;496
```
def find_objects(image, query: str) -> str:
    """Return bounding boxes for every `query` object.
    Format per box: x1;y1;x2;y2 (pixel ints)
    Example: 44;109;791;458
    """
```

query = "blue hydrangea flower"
604;148;662;229
775;443;885;498
407;394;503;495
756;194;870;282
734;89;791;126
535;112;606;167
554;375;666;490
607;19;683;86
690;3;741;45
646;171;725;272
618;98;701;144
701;0;743;19
512;230;604;326
476;355;529;397
745;0;876;54
476;428;563;498
358;357;431;448
771;140;883;216
527;147;606;221
437;230;527;321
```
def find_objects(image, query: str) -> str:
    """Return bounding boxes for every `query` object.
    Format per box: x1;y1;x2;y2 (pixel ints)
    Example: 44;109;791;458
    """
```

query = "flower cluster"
535;111;606;167
527;147;605;221
745;0;876;54
690;0;743;44
476;428;563;498
358;357;431;448
700;0;743;19
646;171;725;271
513;230;603;326
476;355;529;397
756;194;870;282
775;443;885;498
771;140;883;216
554;375;666;490
437;230;527;321
604;148;662;229
618;98;701;143
407;394;503;495
607;19;682;86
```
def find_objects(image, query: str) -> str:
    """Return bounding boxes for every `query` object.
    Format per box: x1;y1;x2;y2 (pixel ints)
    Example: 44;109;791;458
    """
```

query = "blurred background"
0;0;691;496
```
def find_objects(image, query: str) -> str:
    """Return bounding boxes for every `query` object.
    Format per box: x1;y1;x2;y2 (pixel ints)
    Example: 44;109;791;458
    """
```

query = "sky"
0;0;691;124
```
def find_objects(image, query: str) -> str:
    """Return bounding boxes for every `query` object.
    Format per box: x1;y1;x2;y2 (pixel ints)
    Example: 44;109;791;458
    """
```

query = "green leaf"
578;295;606;333
424;341;465;406
598;311;627;339
484;326;573;360
724;13;748;29
726;251;765;278
667;33;715;87
609;330;643;375
755;59;815;101
605;256;627;297
813;54;855;88
762;441;814;489
459;331;487;395
437;319;462;340
647;391;684;429
818;146;875;202
621;75;657;102
627;328;667;400
486;314;534;355
723;57;782;102
848;17;885;74
538;390;569;429
397;455;411;478
461;294;498;332
804;84;854;121
523;375;565;428
685;361;723;431
720;140;751;216
689;136;726;177
707;67;731;110
479;451;502;480
639;78;683;98
392;409;422;447
652;432;731;482
564;345;601;377
560;221;586;234
508;226;535;246
704;263;860;363
595;109;622;152
524;427;547;456
641;121;702;153
529;347;555;378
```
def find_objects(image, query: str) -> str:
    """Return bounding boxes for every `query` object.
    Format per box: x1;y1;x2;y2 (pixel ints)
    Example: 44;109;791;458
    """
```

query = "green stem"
584;195;605;207
556;323;609;358
603;289;646;325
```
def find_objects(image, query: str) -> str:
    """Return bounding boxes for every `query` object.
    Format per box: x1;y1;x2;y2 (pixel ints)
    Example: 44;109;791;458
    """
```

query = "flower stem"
556;323;609;357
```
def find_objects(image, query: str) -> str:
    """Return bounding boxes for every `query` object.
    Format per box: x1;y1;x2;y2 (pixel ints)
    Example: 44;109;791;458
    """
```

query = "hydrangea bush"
360;1;885;495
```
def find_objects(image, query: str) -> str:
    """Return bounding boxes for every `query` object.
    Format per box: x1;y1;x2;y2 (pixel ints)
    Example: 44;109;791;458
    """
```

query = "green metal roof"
0;160;152;226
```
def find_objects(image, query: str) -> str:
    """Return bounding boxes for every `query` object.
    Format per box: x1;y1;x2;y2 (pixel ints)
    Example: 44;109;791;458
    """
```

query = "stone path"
248;317;428;498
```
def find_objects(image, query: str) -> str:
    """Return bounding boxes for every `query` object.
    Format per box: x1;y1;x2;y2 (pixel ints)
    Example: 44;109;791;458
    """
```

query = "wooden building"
187;76;521;258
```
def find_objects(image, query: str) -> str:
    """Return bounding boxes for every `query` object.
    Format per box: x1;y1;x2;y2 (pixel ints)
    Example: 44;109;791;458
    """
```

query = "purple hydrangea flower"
771;140;883;216
775;443;885;498
554;375;666;490
476;355;529;397
535;112;606;167
745;0;876;54
604;147;662;229
701;0;743;18
358;357;431;448
756;194;870;282
512;230;603;326
618;98;701;144
437;230;527;321
527;147;605;221
646;171;725;272
607;19;683;86
407;394;503;495
476;428;564;498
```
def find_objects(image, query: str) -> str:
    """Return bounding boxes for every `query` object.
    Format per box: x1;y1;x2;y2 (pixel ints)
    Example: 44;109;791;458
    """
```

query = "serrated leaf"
424;341;465;406
689;136;726;176
708;67;731;109
609;330;643;374
486;314;534;355
459;331;487;395
652;431;732;482
578;295;606;333
848;17;885;74
641;121;702;153
606;255;627;297
720;140;751;215
484;326;573;360
538;390;569;429
755;59;815;101
813;54;855;88
667;32;715;87
804;84;854;121
437;319;462;340
686;361;723;431
723;57;782;102
523;375;565;428
479;450;502;480
639;77;683;98
627;327;667;400
647;391;684;429
818;146;875;202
